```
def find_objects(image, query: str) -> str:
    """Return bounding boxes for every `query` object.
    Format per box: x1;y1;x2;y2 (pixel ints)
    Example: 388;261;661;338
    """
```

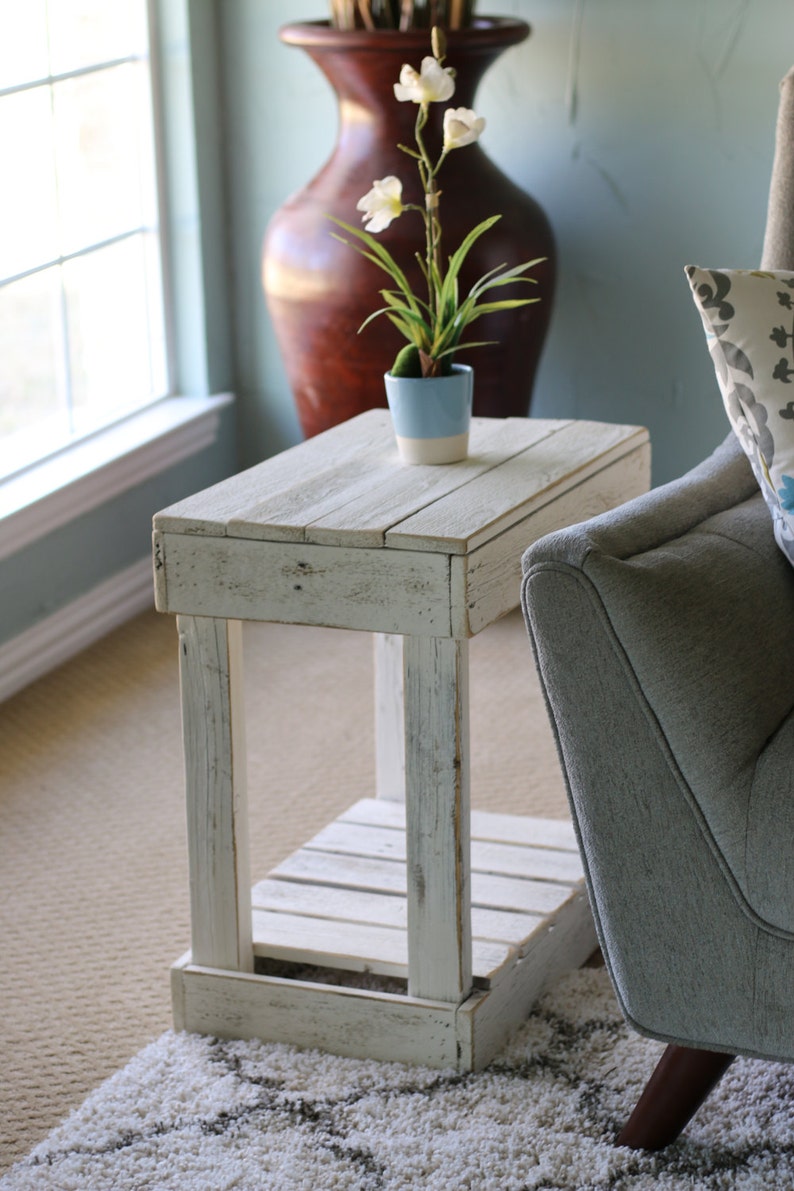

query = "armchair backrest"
762;67;794;270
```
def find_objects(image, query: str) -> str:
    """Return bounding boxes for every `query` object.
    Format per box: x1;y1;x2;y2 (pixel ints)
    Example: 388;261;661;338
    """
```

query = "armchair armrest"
520;432;794;1057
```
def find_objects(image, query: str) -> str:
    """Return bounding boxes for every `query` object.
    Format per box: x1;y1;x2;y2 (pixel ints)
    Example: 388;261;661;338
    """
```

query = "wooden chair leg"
616;1043;735;1150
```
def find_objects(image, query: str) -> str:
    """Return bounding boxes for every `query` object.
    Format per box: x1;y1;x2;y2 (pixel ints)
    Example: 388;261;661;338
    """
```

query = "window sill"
0;393;234;563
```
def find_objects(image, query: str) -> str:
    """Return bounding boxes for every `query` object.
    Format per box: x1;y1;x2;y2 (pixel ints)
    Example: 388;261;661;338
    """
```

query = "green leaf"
438;216;502;311
358;304;431;342
466;298;540;320
468;259;544;301
329;218;420;313
435;339;497;360
385;312;428;349
381;290;427;318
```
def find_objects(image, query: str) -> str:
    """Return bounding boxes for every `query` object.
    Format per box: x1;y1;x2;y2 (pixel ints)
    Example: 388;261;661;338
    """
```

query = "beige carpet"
0;606;568;1173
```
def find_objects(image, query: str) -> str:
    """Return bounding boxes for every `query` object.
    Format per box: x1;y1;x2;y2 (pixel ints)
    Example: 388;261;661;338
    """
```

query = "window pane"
47;0;148;76
64;237;163;433
0;89;59;280
0;0;48;88
0;269;66;441
54;62;156;255
0;0;169;480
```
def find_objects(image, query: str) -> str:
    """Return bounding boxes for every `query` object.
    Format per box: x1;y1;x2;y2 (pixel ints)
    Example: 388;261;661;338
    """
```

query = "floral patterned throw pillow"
686;266;794;566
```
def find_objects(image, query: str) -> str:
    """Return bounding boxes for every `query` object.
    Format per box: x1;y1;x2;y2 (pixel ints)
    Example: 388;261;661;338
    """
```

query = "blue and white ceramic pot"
384;364;473;464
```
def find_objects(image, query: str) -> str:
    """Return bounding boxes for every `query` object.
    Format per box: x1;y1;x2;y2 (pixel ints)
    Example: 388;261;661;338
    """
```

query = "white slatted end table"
156;412;650;1071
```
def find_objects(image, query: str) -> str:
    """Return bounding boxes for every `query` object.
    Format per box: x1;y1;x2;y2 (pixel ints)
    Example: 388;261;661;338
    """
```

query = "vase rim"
279;16;530;52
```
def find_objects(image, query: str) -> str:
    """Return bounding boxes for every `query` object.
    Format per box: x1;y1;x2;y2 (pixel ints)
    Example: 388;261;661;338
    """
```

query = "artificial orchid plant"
330;28;543;379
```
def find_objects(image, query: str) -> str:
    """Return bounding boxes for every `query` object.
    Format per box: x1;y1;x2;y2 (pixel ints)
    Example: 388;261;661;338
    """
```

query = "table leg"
403;635;472;1003
374;633;406;801
177;615;253;972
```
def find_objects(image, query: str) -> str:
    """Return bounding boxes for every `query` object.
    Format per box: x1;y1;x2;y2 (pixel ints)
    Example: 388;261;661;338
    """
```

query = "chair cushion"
686;265;794;567
576;491;794;935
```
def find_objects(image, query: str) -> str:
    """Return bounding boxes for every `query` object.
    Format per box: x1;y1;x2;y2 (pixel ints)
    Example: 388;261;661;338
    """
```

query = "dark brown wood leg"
616;1043;735;1150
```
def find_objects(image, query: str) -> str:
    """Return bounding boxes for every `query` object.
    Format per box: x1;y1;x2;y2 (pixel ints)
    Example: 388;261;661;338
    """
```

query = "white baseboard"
0;557;155;703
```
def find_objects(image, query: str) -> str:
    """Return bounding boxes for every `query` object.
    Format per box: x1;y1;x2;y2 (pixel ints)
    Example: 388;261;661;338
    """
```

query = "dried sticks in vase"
329;0;475;30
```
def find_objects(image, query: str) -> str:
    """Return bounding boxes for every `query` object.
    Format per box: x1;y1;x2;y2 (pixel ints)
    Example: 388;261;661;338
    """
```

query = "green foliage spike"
330;29;545;377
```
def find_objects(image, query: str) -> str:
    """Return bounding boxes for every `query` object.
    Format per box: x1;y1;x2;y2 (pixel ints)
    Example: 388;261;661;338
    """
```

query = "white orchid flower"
394;56;455;104
356;175;404;233
443;108;486;151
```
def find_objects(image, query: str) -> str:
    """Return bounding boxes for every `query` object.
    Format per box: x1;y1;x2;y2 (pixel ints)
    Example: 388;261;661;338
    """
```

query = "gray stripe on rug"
2;968;792;1190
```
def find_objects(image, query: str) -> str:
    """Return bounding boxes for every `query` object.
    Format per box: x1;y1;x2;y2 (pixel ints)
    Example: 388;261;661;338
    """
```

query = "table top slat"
386;421;649;554
224;417;567;547
302;418;568;548
152;410;394;535
153;412;649;560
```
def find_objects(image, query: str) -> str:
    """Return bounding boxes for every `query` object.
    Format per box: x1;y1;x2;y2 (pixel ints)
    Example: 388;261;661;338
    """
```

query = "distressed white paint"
171;954;461;1067
386;421;650;554
303;820;584;884
159;411;650;1068
251;796;587;997
178;615;252;972
154;410;395;536
269;847;579;917
249;908;511;984
340;796;579;852
456;890;599;1072
450;440;651;635
154;534;451;636
374;633;406;801
252;876;543;945
403;635;471;1002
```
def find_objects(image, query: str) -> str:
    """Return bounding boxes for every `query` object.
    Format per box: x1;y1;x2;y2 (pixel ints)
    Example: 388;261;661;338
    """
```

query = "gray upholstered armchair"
521;68;794;1151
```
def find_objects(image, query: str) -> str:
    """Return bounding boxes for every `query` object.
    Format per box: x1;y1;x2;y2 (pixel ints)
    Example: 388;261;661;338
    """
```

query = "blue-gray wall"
221;0;794;484
1;417;236;642
1;0;237;650
7;1;794;654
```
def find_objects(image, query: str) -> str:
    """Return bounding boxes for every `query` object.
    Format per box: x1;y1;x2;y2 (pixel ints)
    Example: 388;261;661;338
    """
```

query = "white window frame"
0;0;233;560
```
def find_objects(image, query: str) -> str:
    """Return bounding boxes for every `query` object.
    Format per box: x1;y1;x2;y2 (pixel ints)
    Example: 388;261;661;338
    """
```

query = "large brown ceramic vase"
263;17;556;439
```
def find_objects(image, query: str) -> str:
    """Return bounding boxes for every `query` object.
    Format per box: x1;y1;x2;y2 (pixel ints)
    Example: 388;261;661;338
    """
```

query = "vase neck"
306;42;497;110
283;18;532;136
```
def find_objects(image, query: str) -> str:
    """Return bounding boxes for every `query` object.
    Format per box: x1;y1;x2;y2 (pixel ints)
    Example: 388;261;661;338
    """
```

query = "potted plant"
262;10;555;439
331;27;543;463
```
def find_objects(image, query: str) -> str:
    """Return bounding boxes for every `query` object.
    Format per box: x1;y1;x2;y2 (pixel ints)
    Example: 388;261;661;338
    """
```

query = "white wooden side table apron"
153;411;650;1071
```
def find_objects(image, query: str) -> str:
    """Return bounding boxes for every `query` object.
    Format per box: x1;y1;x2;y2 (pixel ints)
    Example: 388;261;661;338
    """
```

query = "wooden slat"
303;821;584;884
339;796;578;852
250;908;510;984
298;419;568;548
386;422;650;554
178;616;252;973
224;418;549;546
404;635;471;1002
254;877;406;928
374;633;406;801
251;877;544;944
450;439;652;635
471;809;577;851
227;445;401;545
456;890;598;1070
307;821;406;862
172;957;462;1068
268;849;580;916
153;410;395;536
153;534;452;635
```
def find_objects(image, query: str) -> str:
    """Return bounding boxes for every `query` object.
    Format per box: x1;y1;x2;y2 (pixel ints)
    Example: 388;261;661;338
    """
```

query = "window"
0;0;168;482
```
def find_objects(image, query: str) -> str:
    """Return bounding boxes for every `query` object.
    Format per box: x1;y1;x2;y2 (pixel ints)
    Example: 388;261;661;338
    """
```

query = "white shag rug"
3;968;793;1190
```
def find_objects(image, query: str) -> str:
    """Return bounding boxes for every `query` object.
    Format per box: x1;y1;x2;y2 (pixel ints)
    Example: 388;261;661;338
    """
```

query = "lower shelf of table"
172;798;598;1071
